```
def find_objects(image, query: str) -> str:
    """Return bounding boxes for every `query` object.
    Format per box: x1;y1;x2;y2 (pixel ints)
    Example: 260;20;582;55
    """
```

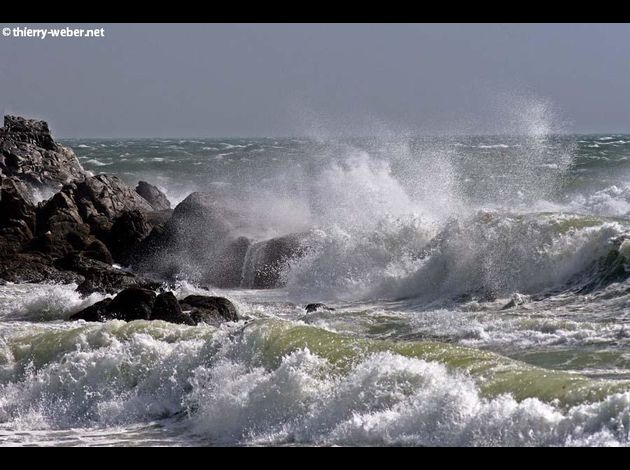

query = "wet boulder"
151;291;195;325
304;303;336;313
131;192;250;286
70;287;156;322
179;295;239;326
241;233;310;289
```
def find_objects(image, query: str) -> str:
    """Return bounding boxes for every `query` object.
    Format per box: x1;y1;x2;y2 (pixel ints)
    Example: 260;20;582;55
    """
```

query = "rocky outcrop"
0;115;166;294
0;114;309;296
0;116;85;188
70;289;238;326
0;177;36;255
136;181;171;211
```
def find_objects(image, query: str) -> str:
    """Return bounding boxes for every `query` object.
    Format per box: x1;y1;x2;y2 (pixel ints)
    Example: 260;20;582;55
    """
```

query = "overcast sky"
1;23;629;137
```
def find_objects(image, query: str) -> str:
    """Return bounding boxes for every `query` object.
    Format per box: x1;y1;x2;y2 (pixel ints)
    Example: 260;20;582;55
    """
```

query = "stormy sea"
2;126;630;446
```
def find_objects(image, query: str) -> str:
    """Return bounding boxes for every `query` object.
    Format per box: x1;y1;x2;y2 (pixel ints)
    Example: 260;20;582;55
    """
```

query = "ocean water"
2;133;630;446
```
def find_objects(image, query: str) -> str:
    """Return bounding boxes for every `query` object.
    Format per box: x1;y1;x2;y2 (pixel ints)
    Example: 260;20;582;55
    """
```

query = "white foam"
1;323;628;446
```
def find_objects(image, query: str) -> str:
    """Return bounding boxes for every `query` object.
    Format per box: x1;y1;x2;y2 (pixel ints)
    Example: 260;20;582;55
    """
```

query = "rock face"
136;181;171;211
107;210;152;264
0;177;36;255
70;289;238;326
0;116;85;188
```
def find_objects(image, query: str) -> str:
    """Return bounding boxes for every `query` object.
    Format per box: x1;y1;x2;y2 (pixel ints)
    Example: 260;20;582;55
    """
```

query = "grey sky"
1;23;629;137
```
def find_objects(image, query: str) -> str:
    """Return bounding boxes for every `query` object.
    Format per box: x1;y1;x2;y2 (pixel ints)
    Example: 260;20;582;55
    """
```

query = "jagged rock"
0;176;35;225
73;174;153;222
136;181;171;211
0;220;34;256
107;210;152;264
0;253;83;284
304;303;336;313
132;192;307;289
55;253;139;295
31;187;91;257
0;115;85;188
179;295;239;326
0;177;36;255
151;291;195;325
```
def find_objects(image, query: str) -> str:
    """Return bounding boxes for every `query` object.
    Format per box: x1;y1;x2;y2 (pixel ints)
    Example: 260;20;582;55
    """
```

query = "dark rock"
206;236;252;288
107;210;152;264
0;177;36;255
0;220;34;256
305;303;336;313
132;192;306;289
179;295;239;326
131;192;249;285
83;239;114;265
70;287;156;322
107;287;156;321
73;174;153;222
151;292;195;325
0;115;85;188
31;175;154;259
55;253;138;294
136;181;171;211
32;188;91;257
0;253;83;284
69;298;113;322
0;176;35;226
241;233;310;288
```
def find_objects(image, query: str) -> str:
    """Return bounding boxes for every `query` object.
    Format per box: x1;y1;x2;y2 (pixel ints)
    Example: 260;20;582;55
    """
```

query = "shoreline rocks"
0;114;308;318
70;288;238;326
0;115;174;295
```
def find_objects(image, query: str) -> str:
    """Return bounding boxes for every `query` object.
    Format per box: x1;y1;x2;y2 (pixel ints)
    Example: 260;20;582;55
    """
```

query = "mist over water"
3;98;630;446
